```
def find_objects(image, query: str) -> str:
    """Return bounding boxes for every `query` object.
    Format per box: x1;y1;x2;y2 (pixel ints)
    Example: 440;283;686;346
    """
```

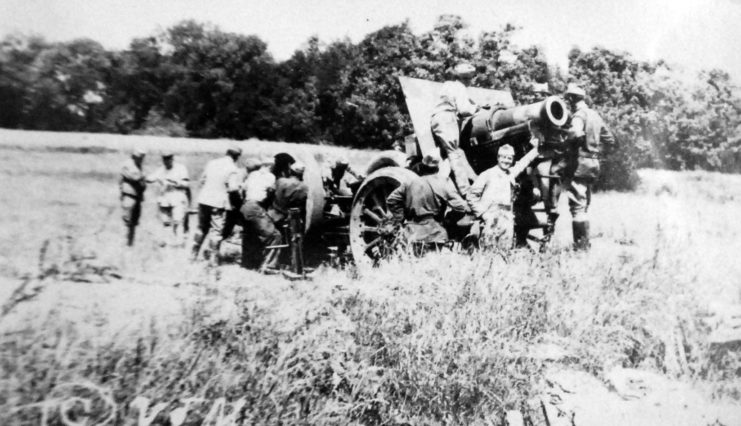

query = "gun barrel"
471;96;568;143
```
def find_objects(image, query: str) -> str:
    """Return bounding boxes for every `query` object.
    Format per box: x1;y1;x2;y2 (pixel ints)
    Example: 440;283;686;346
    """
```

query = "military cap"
160;150;174;158
132;147;146;158
565;83;586;98
244;157;262;172
226;145;242;156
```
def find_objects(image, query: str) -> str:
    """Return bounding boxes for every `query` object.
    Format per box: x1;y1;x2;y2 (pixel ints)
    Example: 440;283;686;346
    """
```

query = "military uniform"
560;89;614;250
267;175;309;227
240;167;280;270
469;148;539;250
191;154;242;260
148;161;190;245
386;171;468;246
120;155;147;246
430;70;479;197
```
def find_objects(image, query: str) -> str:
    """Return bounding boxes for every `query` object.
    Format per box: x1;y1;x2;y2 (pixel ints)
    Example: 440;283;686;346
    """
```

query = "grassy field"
1;129;741;425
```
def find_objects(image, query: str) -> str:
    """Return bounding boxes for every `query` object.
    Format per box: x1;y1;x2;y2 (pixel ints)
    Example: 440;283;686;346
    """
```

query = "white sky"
2;0;741;80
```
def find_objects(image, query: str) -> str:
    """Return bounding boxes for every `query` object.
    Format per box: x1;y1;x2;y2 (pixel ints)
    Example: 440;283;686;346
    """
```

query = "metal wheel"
349;166;418;267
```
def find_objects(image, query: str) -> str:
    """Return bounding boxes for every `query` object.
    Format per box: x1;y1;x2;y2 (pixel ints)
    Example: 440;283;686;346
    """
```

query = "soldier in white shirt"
147;151;190;247
468;137;540;250
190;146;242;262
430;63;480;198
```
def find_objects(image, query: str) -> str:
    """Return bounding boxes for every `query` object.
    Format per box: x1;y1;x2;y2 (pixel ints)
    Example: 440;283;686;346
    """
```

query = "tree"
22;38;112;131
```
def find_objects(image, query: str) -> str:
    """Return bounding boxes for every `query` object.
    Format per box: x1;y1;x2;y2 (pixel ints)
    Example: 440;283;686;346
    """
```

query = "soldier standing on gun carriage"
146;151;190;247
120;148;147;247
190;146;243;262
555;83;613;251
430;63;480;198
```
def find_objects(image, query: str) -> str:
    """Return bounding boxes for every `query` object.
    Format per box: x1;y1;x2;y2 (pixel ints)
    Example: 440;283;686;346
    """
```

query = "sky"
2;0;741;81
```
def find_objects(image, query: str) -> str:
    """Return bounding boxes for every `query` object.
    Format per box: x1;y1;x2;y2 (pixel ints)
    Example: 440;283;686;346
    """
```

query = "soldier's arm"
121;163;144;183
174;165;190;189
510;137;540;178
566;113;586;140
444;180;470;213
386;184;406;220
453;82;477;117
468;172;488;217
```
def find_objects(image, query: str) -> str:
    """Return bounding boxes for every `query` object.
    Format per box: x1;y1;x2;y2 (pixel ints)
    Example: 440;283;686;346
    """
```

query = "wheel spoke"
362;226;380;234
371;191;393;219
363;208;383;224
364;236;383;252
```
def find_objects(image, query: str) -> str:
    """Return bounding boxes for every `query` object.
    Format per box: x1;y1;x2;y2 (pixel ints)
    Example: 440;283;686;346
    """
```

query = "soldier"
386;153;470;252
146;151;190;247
120;148;147;247
430;62;480;197
190;145;243;262
268;160;309;229
265;160;309;272
240;156;281;272
468;137;540;250
560;83;614;250
323;156;362;197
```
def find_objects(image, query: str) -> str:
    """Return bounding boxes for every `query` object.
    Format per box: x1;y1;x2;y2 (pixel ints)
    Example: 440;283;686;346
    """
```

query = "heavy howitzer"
344;78;570;266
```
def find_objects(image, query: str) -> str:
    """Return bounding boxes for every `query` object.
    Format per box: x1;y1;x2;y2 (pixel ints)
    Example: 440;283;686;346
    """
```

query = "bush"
132;109;188;138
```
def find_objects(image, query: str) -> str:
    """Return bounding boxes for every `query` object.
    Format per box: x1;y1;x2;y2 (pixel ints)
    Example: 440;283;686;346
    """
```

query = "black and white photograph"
1;0;740;424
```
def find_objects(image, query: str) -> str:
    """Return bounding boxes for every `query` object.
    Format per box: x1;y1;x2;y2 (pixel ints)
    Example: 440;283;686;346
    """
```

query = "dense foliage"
1;17;740;189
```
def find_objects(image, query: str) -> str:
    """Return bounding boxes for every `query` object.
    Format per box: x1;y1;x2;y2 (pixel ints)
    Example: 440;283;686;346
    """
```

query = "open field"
1;129;741;424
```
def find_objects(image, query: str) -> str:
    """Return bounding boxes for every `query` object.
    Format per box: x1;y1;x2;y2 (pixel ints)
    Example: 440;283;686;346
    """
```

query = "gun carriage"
286;77;570;270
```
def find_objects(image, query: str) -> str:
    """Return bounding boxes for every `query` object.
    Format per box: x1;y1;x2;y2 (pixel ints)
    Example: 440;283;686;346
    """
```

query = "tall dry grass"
1;131;741;424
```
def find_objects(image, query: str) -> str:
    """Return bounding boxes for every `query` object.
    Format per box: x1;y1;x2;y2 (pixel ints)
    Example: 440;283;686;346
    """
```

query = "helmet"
564;83;586;98
453;63;476;78
244;157;262;172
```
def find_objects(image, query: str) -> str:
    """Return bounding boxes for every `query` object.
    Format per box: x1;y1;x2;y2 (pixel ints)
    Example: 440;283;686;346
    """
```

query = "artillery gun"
276;77;570;270
346;77;569;266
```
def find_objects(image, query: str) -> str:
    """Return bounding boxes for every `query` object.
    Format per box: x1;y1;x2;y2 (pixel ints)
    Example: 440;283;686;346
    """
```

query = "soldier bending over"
386;153;470;253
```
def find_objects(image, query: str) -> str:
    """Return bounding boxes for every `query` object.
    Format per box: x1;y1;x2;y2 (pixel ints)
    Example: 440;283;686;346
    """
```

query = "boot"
126;226;136;247
572;221;590;251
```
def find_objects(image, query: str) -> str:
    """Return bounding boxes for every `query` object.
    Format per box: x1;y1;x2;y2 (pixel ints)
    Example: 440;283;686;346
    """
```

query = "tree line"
1;15;740;189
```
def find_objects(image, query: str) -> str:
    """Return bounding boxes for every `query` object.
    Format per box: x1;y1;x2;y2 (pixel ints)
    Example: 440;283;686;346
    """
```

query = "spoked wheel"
349;166;418;267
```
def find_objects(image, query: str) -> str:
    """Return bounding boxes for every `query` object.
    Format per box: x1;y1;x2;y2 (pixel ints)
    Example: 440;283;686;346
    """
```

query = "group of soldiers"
119;147;309;273
391;63;612;252
119;64;611;268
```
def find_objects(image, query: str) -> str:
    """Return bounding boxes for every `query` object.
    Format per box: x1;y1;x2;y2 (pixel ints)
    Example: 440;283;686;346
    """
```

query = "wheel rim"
349;167;417;267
